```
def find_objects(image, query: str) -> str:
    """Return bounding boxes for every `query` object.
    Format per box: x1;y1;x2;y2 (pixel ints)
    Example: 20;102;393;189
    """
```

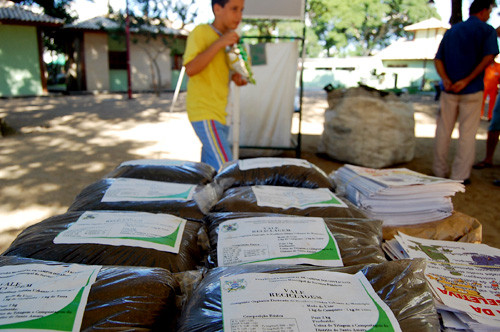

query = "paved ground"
0;90;499;253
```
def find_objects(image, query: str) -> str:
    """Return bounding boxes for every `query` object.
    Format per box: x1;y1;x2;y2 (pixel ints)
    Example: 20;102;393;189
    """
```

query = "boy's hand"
232;72;248;86
219;30;240;48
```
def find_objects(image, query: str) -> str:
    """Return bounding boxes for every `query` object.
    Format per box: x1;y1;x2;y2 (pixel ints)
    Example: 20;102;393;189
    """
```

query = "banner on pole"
243;0;305;20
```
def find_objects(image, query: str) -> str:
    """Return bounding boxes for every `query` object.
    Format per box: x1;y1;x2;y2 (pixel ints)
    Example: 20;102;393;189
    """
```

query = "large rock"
318;87;415;168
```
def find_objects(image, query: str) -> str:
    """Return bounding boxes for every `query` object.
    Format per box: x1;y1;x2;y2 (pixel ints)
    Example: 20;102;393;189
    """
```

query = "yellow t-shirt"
183;24;229;125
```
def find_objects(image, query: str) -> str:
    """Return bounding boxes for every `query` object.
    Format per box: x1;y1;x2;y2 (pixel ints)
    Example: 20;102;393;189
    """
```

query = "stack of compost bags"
0;157;440;331
189;157;439;331
0;255;181;331
0;159;216;330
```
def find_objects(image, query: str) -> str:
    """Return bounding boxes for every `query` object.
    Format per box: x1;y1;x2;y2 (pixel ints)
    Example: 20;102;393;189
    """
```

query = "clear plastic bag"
177;259;440;332
227;42;255;84
204;212;386;267
2;211;209;273
67;178;216;222
214;158;335;191
105;159;216;185
0;256;180;331
210;185;367;219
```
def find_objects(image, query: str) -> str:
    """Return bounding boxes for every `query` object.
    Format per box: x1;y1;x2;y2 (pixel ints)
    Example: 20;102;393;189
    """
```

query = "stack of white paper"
333;164;465;226
383;233;500;331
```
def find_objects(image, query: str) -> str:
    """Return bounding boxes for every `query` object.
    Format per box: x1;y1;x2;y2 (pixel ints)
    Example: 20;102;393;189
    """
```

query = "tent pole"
125;0;132;100
170;66;185;112
232;84;241;159
296;0;307;158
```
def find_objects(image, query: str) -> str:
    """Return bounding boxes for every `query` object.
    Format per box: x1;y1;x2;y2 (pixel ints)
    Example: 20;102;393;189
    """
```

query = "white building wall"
302;57;384;90
130;36;172;91
414;28;446;42
84;32;110;91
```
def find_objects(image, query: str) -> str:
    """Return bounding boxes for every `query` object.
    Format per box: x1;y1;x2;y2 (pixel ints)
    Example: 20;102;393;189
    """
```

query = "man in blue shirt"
433;0;499;184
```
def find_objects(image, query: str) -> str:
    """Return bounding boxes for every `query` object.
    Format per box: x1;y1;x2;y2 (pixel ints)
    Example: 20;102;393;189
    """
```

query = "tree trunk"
450;0;463;25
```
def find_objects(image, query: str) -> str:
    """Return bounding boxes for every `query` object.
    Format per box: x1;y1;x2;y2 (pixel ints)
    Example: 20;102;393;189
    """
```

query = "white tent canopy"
243;0;305;20
231;0;306;158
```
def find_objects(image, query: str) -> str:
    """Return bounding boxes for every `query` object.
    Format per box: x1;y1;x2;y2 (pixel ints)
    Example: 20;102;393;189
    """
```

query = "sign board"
243;0;305;20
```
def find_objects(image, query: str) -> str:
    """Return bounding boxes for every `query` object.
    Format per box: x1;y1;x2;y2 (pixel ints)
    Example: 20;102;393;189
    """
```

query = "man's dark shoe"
493;179;500;187
473;161;493;169
462;178;471;185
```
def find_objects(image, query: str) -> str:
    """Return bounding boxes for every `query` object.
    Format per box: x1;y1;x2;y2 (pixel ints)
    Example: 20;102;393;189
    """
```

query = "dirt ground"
0;90;499;253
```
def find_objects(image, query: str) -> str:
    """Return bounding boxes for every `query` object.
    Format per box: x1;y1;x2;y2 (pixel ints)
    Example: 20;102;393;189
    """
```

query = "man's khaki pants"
432;91;482;181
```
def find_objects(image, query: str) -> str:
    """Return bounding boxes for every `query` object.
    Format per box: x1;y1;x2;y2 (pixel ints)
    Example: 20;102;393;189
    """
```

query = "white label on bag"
0;263;101;331
54;211;186;253
101;178;196;202
119;159;187;167
238;158;311;170
220;271;402;332
217;216;342;267
252;185;347;209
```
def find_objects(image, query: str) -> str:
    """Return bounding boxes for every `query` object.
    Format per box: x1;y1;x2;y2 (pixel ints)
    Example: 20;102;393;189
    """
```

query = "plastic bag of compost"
0;256;180;331
214;158;335;191
2;211;210;273
177;259;439;332
210;185;367;219
204;212;386;268
67;178;220;222
105;159;216;185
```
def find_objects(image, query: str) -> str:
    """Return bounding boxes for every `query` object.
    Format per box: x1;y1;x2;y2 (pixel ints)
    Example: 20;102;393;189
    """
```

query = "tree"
12;0;81;55
244;0;439;57
307;0;440;56
11;0;77;22
450;0;463;25
129;0;198;29
109;4;189;96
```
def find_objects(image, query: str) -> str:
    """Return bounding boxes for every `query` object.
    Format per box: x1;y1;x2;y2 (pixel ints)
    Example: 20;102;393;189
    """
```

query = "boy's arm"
185;31;240;77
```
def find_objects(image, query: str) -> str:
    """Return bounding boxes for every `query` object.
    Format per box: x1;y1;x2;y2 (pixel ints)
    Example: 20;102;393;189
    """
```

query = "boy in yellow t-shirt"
183;0;247;169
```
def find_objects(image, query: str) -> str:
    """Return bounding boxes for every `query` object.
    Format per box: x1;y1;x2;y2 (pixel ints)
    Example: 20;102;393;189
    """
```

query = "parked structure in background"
302;18;450;93
0;1;63;97
0;1;187;98
1;1;450;98
62;17;188;94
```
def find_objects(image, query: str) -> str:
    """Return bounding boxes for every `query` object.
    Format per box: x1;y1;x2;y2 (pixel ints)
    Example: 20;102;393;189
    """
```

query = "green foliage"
128;0;198;28
308;0;440;56
12;0;79;53
12;0;77;22
239;0;438;57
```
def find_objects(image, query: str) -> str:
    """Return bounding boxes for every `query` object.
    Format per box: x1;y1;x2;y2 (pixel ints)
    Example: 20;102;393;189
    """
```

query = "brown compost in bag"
2;211;209;273
214;158;335;191
204;212;386;267
105;159;216;185
0;256;180;331
67;178;211;222
177;259;440;332
210;186;367;219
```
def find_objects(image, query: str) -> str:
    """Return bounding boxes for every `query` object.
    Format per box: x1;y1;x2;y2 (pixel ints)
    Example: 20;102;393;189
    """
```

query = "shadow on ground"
1;91;499;253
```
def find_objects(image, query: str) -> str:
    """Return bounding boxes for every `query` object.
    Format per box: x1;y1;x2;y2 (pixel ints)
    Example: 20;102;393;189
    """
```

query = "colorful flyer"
395;232;500;266
0;263;101;332
53;211;186;253
425;261;500;326
394;232;500;327
217;216;342;267
239;158;311;171
101;178;196;202
252;186;347;209
220;271;401;332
